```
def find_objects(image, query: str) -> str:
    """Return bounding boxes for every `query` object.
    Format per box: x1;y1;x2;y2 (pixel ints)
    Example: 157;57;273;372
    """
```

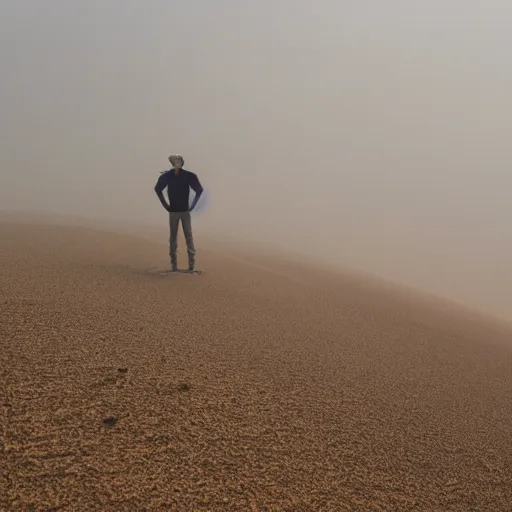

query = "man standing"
154;154;203;272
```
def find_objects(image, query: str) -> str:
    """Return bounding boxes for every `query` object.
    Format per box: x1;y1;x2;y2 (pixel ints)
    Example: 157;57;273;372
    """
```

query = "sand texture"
1;220;512;511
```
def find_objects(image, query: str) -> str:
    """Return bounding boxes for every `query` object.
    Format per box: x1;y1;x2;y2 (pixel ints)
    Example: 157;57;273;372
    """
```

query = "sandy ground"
1;219;512;511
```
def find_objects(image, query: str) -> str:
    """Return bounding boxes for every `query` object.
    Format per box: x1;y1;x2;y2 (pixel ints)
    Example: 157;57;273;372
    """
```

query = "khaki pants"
169;211;196;269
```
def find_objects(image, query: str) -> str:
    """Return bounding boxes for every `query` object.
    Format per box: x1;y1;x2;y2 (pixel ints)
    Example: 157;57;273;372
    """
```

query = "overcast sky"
1;0;511;319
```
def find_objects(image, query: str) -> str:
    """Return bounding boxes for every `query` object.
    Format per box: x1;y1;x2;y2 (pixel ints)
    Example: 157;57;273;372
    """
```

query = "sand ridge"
1;220;512;511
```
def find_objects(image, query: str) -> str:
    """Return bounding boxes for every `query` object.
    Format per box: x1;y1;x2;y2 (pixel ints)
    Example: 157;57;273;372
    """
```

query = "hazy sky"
1;1;511;319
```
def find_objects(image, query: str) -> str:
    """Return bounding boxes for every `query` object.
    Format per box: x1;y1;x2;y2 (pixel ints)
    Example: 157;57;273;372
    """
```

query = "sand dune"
1;219;512;511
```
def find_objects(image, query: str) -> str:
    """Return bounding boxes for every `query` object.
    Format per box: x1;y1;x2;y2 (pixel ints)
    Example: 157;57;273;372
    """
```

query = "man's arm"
154;173;171;212
188;173;204;211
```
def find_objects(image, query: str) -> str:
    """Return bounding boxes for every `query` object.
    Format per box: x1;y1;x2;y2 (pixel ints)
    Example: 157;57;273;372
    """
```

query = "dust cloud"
1;0;511;320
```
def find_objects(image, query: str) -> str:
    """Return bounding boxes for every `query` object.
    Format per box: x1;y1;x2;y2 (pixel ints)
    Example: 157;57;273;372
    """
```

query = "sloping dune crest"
1;219;511;511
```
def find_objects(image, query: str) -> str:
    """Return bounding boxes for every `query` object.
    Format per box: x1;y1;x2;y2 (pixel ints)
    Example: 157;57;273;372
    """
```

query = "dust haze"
1;0;511;320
